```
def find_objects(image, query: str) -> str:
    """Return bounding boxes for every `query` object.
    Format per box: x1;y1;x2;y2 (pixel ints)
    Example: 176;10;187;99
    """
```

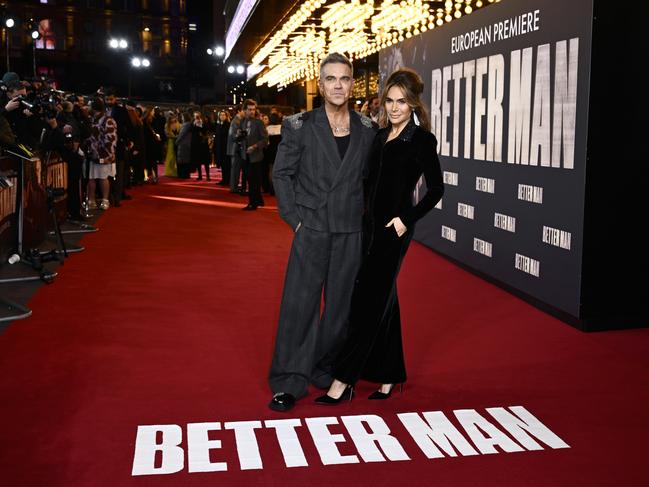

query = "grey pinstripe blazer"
273;106;376;233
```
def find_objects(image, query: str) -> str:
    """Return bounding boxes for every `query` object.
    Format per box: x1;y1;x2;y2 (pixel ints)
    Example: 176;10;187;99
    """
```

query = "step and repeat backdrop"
381;0;593;318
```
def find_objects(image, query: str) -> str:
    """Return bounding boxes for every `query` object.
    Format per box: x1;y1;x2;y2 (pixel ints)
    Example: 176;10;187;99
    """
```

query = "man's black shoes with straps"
268;392;296;412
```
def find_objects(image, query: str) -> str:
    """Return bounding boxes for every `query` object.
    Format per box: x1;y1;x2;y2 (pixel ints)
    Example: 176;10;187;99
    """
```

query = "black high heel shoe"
368;383;404;400
315;386;354;405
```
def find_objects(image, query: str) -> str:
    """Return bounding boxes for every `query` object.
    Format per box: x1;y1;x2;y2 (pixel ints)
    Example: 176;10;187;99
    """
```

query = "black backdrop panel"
380;0;593;317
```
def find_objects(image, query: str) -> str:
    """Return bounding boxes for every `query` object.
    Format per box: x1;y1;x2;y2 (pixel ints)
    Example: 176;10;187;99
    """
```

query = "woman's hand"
385;217;407;237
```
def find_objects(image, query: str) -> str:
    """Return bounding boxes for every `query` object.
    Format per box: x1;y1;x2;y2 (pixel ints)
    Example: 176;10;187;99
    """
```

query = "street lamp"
109;38;128;50
3;14;15;70
29;19;41;78
207;45;225;58
129;57;151;96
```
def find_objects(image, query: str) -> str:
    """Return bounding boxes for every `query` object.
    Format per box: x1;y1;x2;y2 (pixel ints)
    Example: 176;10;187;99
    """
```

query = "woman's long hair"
378;68;430;132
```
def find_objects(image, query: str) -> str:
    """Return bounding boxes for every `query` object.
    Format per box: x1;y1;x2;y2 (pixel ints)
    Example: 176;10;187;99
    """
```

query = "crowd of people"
163;100;284;210
0;71;172;217
0;70;292;219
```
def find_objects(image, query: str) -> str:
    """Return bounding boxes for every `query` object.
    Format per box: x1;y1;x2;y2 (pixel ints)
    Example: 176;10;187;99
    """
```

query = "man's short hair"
90;98;105;113
243;99;257;109
319;52;353;79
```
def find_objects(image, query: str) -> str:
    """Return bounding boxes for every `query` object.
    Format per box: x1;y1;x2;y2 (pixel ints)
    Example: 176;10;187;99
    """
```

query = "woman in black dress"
316;68;444;404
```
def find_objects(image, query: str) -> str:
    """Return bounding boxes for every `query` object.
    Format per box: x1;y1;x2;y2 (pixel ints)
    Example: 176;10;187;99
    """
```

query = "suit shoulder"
416;128;438;146
356;112;375;129
284;112;310;130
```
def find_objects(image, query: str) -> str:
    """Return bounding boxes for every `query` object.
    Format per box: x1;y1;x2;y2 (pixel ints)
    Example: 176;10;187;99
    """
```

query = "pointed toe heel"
368;383;404;400
315;386;354;405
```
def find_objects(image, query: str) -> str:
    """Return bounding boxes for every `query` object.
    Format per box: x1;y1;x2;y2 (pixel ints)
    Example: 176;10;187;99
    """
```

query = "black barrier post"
56;148;97;234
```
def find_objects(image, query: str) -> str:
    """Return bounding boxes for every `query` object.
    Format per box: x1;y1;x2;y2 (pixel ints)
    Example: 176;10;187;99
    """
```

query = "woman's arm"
398;132;444;228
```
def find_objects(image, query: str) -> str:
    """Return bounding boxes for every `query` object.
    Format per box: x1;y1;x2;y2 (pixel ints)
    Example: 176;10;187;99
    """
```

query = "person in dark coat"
214;110;231;186
316;68;444;404
191;111;211;181
143;107;162;183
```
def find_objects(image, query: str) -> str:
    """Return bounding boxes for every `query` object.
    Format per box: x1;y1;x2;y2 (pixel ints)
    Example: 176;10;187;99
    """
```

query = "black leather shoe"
315;386;354;405
242;205;257;211
368;383;403;400
269;392;296;412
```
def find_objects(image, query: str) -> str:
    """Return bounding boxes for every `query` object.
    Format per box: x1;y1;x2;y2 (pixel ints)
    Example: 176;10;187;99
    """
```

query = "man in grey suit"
239;99;268;210
269;53;376;411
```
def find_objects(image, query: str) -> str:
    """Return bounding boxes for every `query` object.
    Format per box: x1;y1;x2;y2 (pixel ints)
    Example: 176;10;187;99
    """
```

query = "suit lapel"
312;106;342;169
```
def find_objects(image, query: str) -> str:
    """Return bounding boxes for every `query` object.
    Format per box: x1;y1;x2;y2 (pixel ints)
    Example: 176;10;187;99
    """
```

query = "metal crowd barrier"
0;150;69;322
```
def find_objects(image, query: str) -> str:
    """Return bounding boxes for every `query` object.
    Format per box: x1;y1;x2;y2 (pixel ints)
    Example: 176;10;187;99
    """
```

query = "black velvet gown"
332;119;444;385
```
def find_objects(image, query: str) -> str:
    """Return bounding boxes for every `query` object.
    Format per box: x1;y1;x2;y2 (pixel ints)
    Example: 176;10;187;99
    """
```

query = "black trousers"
247;160;264;207
269;227;362;399
219;152;231;184
332;226;413;385
196;161;210;180
112;143;127;202
65;152;82;218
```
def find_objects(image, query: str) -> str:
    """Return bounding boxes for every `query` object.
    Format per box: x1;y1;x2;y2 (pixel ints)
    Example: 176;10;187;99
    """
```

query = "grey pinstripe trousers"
269;226;362;399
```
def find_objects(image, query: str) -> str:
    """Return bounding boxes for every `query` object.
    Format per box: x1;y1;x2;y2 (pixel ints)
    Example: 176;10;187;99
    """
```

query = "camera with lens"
17;90;60;120
235;128;248;142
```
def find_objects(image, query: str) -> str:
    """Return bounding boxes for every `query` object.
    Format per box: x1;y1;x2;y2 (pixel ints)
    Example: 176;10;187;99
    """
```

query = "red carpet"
1;174;647;486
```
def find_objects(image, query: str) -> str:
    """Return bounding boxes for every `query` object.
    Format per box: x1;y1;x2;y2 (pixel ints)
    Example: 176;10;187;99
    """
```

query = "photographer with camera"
1;72;66;155
1;72;37;153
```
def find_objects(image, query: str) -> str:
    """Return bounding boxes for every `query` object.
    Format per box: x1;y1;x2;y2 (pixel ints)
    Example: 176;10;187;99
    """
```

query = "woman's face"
384;85;412;127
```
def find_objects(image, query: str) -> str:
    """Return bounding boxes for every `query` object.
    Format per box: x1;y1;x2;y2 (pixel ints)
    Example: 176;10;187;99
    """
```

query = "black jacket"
367;120;444;229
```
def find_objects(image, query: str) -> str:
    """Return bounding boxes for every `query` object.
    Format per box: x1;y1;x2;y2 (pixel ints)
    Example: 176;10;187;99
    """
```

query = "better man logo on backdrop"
131;406;569;476
381;0;594;317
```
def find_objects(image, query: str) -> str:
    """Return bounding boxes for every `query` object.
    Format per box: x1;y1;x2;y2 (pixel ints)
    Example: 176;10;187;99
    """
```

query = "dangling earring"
412;111;420;126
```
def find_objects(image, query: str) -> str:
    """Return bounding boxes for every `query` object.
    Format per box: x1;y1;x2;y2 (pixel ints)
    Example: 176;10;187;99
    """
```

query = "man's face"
370;97;380;115
318;62;353;108
245;104;256;118
8;87;26;98
105;95;116;107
